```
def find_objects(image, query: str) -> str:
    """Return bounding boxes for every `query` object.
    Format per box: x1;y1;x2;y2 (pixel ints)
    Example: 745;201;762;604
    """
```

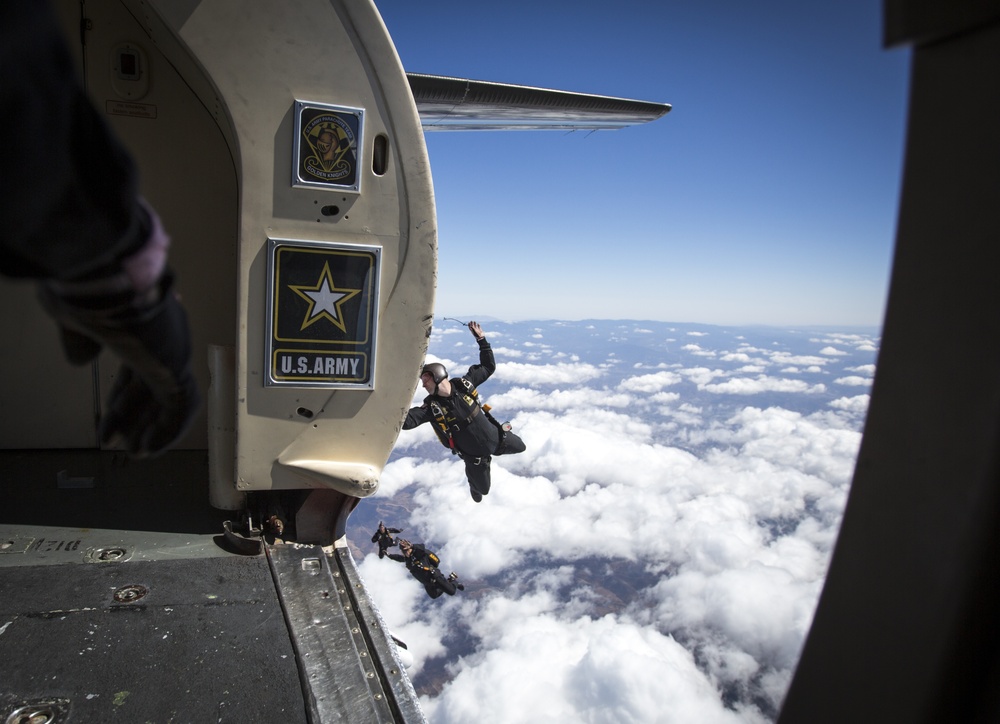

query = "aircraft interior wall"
0;0;238;452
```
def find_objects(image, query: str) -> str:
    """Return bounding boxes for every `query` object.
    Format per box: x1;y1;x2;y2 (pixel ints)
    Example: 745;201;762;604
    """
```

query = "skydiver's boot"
469;485;483;503
448;572;464;591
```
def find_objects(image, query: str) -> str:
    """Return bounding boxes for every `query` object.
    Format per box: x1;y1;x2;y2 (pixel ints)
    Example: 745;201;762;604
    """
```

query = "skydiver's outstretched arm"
464;321;495;386
403;403;432;429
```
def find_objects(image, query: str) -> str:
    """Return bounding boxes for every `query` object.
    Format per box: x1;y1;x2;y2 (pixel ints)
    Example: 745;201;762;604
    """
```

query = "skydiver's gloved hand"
38;202;200;459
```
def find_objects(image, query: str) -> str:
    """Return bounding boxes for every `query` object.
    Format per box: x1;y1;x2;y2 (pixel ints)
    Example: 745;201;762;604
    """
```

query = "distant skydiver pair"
402;321;526;502
386;538;464;599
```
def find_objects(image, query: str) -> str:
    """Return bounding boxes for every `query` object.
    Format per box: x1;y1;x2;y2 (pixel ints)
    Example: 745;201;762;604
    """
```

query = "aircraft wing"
407;73;671;131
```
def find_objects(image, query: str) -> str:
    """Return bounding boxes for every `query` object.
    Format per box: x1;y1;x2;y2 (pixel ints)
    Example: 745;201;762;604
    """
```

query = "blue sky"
373;0;911;326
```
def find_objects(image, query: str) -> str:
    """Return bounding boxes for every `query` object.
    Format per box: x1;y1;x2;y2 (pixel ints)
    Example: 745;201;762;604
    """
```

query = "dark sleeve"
0;2;140;279
386;553;406;563
403;403;431;429
464;337;496;387
371;532;379;543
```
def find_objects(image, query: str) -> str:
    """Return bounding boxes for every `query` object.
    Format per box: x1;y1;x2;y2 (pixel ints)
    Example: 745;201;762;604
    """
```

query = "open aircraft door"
1;0;435;543
158;0;436;541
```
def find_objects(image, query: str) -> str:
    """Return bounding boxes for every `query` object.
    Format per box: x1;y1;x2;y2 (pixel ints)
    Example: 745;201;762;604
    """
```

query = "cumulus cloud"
765;353;830;367
700;376;826;395
490;345;525;359
423;592;760;724
829;394;871;413
617;370;683;393
812;333;881;351
681;367;727;386
847;364;876;375
833;375;872;386
489;387;632;411
497;361;604;386
683;344;717;357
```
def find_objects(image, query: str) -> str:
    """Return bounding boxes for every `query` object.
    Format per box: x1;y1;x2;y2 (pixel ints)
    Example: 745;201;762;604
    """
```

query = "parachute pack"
412;549;440;572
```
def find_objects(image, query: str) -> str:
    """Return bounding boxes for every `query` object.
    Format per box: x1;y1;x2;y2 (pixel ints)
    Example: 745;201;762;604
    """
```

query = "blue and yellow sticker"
266;239;380;388
292;100;364;192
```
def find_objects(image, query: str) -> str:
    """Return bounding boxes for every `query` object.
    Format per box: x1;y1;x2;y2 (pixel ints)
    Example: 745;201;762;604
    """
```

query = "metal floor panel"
0;451;299;722
0;554;308;723
0;449;424;723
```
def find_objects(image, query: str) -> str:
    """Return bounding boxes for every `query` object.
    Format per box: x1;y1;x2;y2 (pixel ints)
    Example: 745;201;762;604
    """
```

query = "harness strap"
429;378;481;451
428;378;509;458
429;400;459;453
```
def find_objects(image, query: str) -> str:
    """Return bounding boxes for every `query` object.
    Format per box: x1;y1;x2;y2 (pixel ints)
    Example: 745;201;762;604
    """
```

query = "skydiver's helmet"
420;362;448;392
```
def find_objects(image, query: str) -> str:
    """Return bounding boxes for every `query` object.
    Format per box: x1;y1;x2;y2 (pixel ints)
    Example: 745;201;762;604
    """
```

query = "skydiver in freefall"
387;539;464;599
402;321;525;502
371;521;403;558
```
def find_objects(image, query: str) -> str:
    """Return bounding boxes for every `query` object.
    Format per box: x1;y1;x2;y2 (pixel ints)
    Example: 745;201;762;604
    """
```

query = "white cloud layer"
357;321;878;722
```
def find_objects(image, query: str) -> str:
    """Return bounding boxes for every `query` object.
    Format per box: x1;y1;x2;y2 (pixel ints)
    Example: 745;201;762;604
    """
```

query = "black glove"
41;269;200;458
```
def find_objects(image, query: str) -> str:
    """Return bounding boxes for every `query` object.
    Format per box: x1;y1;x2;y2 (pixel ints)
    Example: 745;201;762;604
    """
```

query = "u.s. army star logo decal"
289;261;361;333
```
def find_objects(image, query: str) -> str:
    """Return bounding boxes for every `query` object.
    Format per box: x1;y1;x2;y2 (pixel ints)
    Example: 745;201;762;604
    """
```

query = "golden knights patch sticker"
265;239;380;388
292;100;364;192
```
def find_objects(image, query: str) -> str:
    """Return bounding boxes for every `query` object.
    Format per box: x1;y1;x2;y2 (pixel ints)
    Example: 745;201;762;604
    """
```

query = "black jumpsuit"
371;525;402;558
403;337;525;499
388;544;459;599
